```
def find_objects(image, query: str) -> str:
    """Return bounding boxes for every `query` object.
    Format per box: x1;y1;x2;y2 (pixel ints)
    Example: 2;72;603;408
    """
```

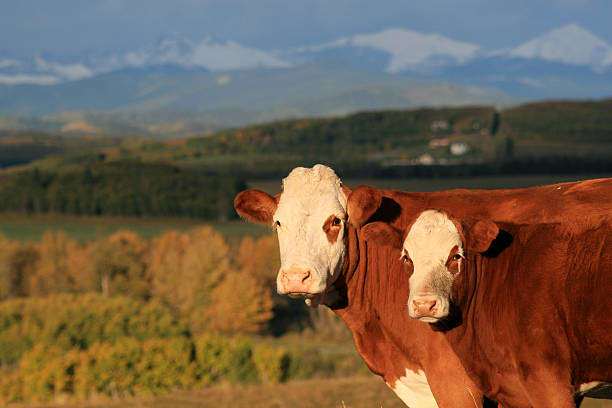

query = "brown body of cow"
235;166;612;408
393;212;612;407
449;216;612;407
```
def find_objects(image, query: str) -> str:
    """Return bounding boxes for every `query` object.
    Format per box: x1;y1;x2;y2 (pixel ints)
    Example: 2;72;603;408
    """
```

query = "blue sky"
1;0;611;56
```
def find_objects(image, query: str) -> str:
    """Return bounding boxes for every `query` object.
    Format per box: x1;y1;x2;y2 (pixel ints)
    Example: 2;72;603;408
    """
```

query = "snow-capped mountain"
2;23;610;85
279;28;481;74
0;36;291;85
0;23;611;119
114;36;290;72
507;23;612;73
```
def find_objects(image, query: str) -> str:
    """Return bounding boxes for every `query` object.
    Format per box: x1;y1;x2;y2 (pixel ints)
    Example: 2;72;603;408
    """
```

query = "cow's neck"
443;234;522;397
451;225;517;335
328;225;431;381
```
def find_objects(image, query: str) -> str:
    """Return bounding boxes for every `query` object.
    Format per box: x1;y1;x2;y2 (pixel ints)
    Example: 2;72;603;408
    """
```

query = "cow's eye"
401;254;410;263
275;220;281;228
332;217;341;226
453;254;463;260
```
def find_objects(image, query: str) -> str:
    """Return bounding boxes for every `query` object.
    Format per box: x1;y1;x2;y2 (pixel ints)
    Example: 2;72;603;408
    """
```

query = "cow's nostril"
412;298;438;317
302;270;311;283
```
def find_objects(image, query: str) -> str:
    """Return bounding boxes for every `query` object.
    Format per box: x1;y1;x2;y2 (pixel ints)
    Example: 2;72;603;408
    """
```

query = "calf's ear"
234;189;278;225
467;219;499;253
361;222;403;250
347;185;382;227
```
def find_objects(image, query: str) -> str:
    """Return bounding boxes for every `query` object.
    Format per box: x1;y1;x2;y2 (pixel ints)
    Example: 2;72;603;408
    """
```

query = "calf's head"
404;210;499;322
362;209;499;323
234;165;382;306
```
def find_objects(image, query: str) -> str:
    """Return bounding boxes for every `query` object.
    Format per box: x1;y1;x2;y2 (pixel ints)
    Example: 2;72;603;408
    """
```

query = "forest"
0;227;367;404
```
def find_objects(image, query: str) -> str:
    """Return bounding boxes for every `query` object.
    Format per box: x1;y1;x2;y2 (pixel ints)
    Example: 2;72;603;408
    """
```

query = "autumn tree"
149;227;230;333
6;242;39;297
27;232;75;296
206;269;274;334
237;234;308;335
237;235;279;287
0;234;18;299
90;231;149;298
66;244;97;293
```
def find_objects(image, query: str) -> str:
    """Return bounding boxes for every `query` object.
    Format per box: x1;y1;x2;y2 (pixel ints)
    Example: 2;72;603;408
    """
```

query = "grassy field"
10;376;611;408
0;213;269;245
1;174;611;244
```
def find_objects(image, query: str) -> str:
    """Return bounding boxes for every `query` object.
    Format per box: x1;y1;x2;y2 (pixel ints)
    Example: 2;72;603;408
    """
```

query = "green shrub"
0;332;369;404
0;293;187;364
252;343;290;384
223;336;258;384
192;333;230;385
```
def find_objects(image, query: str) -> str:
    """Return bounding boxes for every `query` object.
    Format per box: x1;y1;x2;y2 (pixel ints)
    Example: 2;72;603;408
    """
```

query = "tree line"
0;226;361;404
0;161;245;219
0;227;281;336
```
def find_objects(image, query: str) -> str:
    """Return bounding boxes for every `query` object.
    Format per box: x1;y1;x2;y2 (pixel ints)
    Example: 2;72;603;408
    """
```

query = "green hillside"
498;99;612;158
1;99;612;218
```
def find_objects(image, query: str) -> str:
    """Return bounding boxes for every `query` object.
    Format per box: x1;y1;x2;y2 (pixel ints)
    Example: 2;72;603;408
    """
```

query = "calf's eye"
332;217;341;226
275;220;281;227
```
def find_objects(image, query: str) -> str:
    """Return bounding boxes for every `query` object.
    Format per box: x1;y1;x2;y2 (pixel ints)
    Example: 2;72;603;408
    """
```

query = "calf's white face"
273;165;348;306
404;210;464;322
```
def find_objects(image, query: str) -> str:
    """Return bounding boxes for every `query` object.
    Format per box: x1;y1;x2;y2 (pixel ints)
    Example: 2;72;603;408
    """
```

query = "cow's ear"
341;183;352;198
347;185;382;228
234;189;278;225
467;219;499;253
361;222;403;250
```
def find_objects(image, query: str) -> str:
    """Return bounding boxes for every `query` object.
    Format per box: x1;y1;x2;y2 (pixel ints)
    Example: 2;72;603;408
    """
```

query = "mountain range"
0;23;611;135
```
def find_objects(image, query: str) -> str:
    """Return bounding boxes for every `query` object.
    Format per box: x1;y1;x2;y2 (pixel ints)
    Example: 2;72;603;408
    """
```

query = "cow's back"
383;178;612;228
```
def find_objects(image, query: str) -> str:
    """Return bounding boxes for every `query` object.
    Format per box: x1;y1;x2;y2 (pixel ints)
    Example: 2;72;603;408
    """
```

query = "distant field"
2;174;611;243
0;213;269;245
250;174;612;195
12;376;611;408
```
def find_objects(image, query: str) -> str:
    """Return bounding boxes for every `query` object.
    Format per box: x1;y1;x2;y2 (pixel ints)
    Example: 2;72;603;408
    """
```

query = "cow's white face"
404;210;464;322
273;165;348;306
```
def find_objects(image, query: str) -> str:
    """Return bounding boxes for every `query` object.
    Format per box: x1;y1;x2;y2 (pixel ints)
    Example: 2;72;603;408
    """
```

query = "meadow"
3;174;611;244
7;376;611;408
0;213;267;245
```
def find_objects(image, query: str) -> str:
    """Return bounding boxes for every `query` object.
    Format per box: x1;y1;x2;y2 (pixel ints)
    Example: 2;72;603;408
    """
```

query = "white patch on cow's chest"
577;381;612;399
387;369;438;408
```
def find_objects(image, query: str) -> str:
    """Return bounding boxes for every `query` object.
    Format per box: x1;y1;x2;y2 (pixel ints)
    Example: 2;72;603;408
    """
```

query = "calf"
369;210;612;407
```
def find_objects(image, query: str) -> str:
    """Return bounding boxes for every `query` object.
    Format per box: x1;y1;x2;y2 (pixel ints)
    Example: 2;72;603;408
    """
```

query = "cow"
234;164;612;407
366;209;612;407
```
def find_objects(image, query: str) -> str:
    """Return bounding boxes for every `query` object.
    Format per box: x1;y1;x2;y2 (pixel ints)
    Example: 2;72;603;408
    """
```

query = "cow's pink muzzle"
278;268;314;297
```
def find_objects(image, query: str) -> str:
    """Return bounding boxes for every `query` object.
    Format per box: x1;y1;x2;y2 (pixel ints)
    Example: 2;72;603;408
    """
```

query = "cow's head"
361;209;499;323
234;165;382;306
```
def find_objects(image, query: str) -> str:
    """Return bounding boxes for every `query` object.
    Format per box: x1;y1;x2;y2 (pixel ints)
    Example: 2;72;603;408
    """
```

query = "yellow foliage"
29;231;76;296
149;227;231;333
252;344;289;384
206;269;274;335
0;233;14;299
237;234;279;288
66;244;97;292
